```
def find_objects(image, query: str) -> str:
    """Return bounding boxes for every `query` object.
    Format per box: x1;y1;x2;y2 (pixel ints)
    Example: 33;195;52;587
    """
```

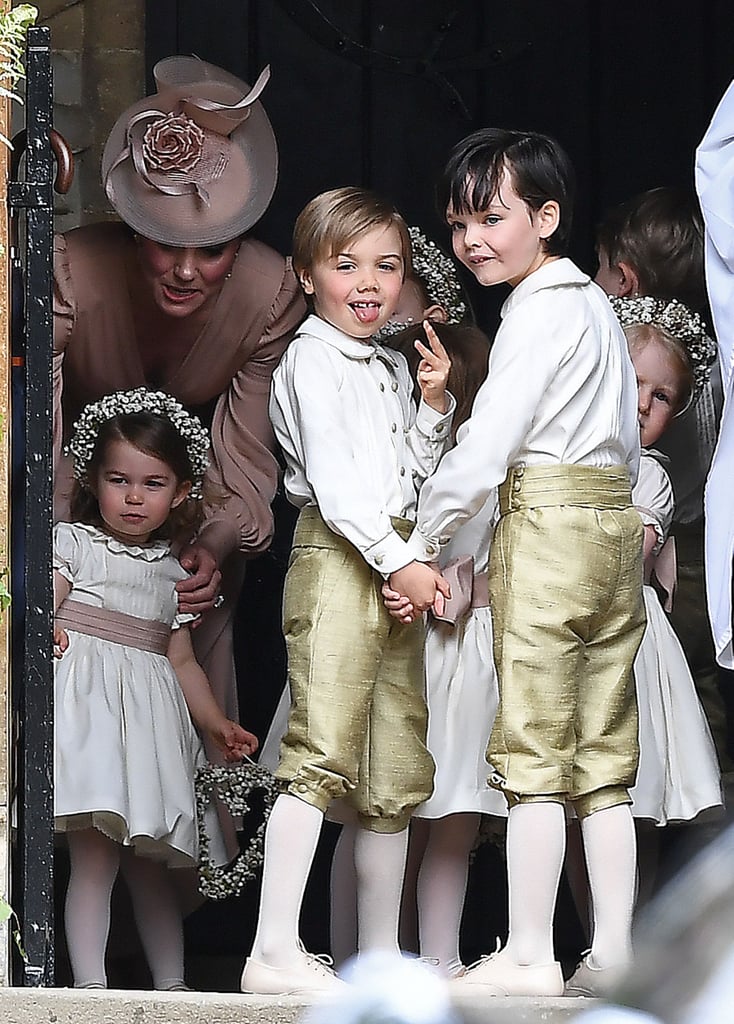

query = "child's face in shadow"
299;223;406;340
630;336;686;447
384;277;447;333
446;168;558;289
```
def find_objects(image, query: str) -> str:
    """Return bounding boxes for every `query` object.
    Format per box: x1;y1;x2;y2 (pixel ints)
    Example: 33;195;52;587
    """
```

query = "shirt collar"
500;257;590;319
299;314;400;367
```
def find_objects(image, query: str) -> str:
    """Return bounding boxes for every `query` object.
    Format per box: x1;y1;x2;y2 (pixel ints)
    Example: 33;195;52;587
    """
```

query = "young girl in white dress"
609;297;722;831
384;320;507;978
54;388;258;990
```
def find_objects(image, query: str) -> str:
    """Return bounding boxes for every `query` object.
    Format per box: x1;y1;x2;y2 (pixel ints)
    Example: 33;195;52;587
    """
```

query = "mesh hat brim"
101;57;278;247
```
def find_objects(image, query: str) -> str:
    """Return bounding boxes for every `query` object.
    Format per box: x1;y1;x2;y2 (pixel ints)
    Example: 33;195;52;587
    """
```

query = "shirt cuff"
414;391;456;437
362;528;438;577
403;527;442;566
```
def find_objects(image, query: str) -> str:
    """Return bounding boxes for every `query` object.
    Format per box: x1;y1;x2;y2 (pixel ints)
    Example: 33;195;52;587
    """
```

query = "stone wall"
31;0;145;231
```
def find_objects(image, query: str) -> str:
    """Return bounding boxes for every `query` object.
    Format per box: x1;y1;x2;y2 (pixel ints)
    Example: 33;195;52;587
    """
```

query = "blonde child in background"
54;389;257;990
594;189;729;796
241;188;454;997
608;296;721;834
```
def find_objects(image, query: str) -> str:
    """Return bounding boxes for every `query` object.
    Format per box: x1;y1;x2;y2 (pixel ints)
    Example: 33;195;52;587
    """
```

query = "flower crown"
70;388;211;499
609;295;717;400
374;226;468;341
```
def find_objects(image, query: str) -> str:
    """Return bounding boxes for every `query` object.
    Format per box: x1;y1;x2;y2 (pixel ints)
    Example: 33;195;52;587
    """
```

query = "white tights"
250;794;324;966
501;801;637;968
415;813;480;975
64;828;185;989
256;797;411;968
503;801;567;966
582;803;637;967
330;814;479;975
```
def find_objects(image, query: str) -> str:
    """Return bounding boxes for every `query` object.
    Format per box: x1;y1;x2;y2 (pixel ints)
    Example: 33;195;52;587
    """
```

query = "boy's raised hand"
415;320;451;414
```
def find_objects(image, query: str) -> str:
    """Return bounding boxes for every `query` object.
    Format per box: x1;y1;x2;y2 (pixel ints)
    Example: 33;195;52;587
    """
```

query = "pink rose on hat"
142;112;204;174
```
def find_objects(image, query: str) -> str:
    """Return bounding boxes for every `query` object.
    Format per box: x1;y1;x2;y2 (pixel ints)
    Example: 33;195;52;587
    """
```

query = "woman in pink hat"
53;56;306;731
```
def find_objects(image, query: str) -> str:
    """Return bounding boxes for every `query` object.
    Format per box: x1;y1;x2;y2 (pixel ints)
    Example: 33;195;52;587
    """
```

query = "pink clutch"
431;555;475;625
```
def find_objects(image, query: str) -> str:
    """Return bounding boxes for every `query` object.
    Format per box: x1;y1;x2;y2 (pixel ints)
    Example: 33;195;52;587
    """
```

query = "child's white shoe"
565;953;626;997
240;951;344;996
454;946;563;996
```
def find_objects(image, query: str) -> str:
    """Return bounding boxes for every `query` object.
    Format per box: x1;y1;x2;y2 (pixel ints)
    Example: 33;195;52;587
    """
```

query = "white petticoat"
630;585;723;825
413;608;506;818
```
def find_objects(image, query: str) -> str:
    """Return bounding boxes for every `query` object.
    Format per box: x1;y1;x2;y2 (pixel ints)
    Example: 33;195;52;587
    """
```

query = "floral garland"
195;758;281;900
374;226;468;341
69;388;211;499
609;295;717;399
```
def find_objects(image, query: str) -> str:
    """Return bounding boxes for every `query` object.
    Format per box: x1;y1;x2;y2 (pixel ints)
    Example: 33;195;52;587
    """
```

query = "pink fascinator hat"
102;55;278;247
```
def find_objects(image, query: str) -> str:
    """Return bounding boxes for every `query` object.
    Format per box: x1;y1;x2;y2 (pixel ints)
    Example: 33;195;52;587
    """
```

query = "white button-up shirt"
270;314;455;575
696;78;734;667
413;258;640;549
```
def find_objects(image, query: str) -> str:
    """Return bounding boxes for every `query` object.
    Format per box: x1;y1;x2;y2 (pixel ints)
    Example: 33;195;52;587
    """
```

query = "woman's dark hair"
70;412;204;544
437;128;576;256
387;321;490;440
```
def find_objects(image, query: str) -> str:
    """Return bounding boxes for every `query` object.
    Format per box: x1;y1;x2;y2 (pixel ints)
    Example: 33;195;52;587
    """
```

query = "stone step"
0;987;596;1024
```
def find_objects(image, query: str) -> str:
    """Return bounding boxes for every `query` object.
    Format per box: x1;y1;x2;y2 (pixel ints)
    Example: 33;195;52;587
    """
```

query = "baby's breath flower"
69;388;210;498
195;759;280;899
609;295;717;401
374;226;468;342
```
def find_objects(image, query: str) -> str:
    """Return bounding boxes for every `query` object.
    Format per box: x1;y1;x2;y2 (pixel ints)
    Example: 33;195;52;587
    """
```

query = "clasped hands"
384;560;450;626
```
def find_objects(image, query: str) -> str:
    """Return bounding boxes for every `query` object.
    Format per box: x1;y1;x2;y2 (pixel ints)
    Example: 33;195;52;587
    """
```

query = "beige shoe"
455;947;564;996
240;952;344;996
565;955;625;997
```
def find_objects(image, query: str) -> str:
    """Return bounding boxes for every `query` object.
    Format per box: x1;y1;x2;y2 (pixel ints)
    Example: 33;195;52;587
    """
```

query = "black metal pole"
12;24;55;987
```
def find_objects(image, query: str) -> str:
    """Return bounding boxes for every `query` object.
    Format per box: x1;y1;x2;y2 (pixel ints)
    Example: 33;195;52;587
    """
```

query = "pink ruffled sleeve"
198;260;306;563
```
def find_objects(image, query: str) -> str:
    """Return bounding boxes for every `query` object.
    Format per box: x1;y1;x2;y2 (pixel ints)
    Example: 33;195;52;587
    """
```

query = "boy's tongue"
352;301;380;324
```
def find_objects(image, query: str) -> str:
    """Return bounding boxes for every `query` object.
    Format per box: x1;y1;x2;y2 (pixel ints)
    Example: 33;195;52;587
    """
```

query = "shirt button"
391;381;399;392
513;480;522;493
296;783;308;794
427;545;438;557
391;423;397;433
379;382;385;392
375;554;384;566
400;467;406;476
436;425;444;433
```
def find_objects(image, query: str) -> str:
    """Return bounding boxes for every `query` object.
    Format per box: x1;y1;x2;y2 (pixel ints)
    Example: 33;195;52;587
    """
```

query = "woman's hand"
176;542;222;620
415;320;451;414
381;581;416;624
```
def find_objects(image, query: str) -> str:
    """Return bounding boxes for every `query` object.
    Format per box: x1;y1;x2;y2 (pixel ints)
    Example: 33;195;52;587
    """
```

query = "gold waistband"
294;504;414;547
55;598;171;655
498;465;632;516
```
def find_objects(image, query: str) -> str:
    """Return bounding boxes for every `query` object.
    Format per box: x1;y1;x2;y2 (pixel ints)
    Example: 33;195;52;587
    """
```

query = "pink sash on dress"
55;598;171;654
